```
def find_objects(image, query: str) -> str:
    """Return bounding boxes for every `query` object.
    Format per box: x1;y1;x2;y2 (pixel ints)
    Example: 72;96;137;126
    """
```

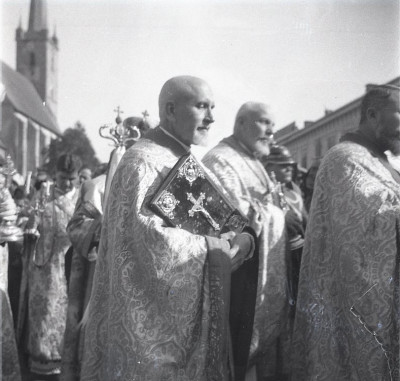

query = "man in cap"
80;76;255;381
291;84;400;380
263;145;307;305
203;102;289;380
263;145;307;227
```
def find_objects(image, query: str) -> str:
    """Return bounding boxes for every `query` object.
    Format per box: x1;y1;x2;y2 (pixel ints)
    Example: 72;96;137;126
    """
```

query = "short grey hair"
360;84;400;123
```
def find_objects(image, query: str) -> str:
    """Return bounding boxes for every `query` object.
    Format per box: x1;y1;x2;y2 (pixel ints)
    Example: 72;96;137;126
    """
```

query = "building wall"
282;106;359;169
277;78;400;169
0;101;21;166
1;101;57;175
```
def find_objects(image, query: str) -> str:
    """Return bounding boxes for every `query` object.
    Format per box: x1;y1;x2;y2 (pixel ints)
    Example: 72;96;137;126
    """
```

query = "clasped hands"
221;231;254;272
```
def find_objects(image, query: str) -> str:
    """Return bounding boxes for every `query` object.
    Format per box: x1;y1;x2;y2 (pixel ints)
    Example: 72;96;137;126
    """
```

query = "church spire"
17;0;58;117
28;0;48;31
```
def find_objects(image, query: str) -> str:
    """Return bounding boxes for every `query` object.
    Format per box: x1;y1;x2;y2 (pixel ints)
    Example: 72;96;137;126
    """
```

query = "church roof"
28;0;47;31
1;61;60;135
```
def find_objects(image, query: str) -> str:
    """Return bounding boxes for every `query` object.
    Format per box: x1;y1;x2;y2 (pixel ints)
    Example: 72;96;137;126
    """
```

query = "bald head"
158;75;215;146
234;102;273;132
233;102;275;156
159;76;210;122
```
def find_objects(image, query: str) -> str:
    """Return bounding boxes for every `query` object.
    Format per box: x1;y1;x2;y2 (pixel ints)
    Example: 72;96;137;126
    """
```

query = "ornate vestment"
80;127;235;381
0;187;21;381
18;187;78;375
1;245;21;381
291;136;400;380
203;135;288;376
61;175;106;381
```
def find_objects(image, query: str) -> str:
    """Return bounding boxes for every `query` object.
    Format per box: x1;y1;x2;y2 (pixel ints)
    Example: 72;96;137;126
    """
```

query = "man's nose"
265;126;274;135
205;108;215;124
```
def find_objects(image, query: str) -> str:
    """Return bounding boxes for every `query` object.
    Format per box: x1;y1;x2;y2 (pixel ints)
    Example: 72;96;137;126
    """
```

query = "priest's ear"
366;107;379;126
165;101;176;120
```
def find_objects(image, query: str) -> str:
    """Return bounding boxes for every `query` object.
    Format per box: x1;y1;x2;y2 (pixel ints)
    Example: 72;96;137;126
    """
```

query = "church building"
1;0;61;175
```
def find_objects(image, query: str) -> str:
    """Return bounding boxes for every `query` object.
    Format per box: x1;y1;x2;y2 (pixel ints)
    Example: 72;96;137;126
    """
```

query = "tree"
42;121;100;176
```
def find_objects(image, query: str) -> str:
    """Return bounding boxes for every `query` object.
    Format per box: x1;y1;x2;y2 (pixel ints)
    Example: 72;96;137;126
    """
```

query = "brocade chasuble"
80;127;235;381
291;139;400;380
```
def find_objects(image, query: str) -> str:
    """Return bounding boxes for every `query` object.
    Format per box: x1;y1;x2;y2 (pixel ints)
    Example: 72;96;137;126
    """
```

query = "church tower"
16;0;58;117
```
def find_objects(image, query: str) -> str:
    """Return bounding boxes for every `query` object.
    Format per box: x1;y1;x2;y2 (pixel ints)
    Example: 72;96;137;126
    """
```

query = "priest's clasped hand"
221;231;255;272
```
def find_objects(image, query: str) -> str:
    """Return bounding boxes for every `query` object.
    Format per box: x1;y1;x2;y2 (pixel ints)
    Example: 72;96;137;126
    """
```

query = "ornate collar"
159;126;190;153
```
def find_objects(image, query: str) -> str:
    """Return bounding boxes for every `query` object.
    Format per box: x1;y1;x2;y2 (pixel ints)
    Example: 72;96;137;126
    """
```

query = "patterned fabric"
61;175;105;381
104;146;125;211
291;140;400;381
202;135;288;365
1;244;21;381
80;127;233;381
19;188;78;375
67;175;105;260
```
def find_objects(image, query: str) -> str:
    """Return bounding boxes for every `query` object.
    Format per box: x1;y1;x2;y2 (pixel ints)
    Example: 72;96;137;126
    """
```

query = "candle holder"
0;155;23;242
22;179;52;239
35;181;52;214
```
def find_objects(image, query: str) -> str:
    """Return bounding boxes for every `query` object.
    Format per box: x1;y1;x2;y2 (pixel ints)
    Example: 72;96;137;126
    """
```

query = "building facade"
276;77;400;169
0;0;60;176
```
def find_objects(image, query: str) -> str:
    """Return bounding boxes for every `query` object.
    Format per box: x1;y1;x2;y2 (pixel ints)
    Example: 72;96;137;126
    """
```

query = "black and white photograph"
1;0;399;380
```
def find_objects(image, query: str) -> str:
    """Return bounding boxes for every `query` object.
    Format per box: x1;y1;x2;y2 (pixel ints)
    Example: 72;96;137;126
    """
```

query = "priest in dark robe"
291;84;400;380
80;76;255;381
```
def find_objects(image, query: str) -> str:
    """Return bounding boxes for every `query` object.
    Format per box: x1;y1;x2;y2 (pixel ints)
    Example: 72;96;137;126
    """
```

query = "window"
302;155;307;168
327;135;336;149
30;52;36;75
315;138;322;158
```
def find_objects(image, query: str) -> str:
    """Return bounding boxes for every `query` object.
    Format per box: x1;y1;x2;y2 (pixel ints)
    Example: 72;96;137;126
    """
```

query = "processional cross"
186;192;220;231
114;106;124;120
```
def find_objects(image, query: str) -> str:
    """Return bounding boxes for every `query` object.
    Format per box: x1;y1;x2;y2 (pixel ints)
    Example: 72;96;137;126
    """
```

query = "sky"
1;0;399;163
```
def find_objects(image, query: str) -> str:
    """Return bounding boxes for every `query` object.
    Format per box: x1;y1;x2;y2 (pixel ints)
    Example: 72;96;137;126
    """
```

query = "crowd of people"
1;76;399;381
